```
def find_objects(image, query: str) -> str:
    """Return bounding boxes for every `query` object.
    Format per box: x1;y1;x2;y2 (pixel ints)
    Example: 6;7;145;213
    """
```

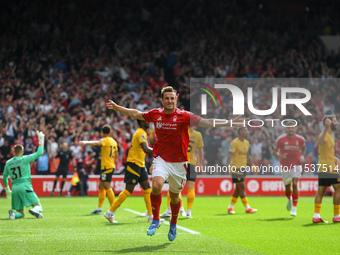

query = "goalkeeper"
2;131;45;219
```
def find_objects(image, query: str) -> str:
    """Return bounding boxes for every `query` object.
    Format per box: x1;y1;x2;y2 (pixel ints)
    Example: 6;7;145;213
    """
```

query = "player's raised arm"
23;131;45;163
106;100;145;120
198;115;249;128
318;118;331;145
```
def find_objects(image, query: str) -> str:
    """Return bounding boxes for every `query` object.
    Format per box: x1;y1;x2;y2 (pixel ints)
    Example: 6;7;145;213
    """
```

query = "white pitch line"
124;208;201;235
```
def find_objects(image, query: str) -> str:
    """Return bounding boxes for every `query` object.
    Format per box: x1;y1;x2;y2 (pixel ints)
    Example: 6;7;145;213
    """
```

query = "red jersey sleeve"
142;109;157;123
187;111;202;127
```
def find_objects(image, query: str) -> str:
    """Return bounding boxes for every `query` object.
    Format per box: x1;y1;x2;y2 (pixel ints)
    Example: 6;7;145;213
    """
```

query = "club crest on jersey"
173;116;177;122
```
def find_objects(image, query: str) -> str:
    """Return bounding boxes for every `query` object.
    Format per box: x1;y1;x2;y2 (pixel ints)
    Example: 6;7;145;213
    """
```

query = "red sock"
285;192;292;200
150;193;162;221
292;194;299;207
170;199;181;225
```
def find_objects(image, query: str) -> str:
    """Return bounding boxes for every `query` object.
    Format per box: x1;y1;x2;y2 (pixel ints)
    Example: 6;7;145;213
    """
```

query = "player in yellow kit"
161;127;204;218
79;125;118;214
104;120;154;223
313;115;340;223
227;127;257;214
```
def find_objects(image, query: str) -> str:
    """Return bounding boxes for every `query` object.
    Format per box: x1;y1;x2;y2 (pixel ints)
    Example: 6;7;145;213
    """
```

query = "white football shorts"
281;165;302;185
152;156;187;193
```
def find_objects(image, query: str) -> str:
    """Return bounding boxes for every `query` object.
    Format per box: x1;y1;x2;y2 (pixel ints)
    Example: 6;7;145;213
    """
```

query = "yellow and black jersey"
229;137;249;169
187;129;204;165
318;132;336;173
127;128;148;167
100;136;118;171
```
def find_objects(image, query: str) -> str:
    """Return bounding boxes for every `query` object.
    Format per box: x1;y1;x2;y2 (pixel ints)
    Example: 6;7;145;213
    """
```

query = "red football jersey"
142;108;202;162
275;134;305;168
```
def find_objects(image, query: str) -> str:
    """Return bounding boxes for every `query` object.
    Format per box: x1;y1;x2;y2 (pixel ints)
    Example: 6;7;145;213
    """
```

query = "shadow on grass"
76;243;172;253
214;214;233;216
176;218;188;221
81;214;103;217
115;243;172;254
257;218;294;222
302;223;336;227
104;222;145;226
0;218;36;220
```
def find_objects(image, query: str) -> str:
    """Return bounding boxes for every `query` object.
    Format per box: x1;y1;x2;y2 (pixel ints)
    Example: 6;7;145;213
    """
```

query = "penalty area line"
124;208;201;235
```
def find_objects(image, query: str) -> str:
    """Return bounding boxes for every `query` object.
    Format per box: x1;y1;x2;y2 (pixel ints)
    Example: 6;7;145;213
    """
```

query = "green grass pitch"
0;196;338;254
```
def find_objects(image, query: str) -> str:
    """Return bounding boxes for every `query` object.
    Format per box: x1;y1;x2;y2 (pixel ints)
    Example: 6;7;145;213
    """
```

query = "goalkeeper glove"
36;130;45;146
5;186;12;199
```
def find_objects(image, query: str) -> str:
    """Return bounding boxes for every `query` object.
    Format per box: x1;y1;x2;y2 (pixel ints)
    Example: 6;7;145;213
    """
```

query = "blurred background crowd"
1;0;340;179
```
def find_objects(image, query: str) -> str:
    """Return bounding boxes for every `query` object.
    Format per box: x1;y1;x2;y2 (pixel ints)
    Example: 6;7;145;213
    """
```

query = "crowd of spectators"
1;0;340;178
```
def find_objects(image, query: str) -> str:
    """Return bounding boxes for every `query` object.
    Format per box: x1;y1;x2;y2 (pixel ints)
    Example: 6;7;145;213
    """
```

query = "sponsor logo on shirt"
284;145;299;151
156;122;178;130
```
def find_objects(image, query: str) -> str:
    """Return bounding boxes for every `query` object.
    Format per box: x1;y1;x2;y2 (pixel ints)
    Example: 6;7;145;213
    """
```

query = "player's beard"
331;123;337;131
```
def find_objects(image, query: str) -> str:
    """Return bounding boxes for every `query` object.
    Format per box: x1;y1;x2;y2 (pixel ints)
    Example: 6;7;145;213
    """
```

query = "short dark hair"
102;125;111;134
237;127;247;134
323;115;336;124
137;119;142;127
161;86;177;99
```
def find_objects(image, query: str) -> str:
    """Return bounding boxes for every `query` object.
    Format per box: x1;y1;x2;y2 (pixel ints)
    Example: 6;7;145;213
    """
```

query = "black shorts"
232;170;246;183
56;167;68;178
186;164;197;182
124;162;148;185
100;168;114;182
318;172;340;187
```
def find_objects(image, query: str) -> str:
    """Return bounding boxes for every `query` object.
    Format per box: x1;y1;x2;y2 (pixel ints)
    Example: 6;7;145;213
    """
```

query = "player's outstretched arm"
79;141;102;147
198;115;249;128
106;100;145;120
